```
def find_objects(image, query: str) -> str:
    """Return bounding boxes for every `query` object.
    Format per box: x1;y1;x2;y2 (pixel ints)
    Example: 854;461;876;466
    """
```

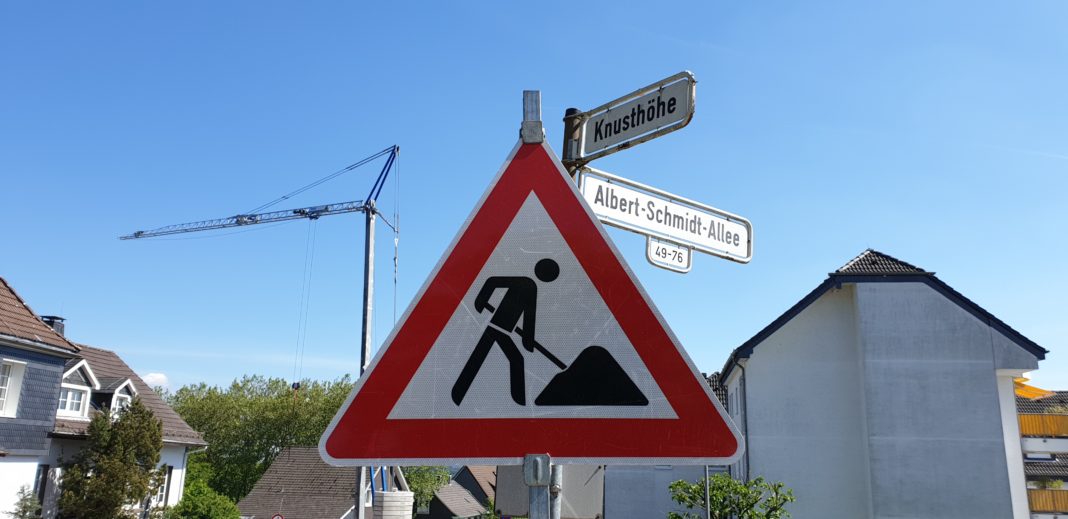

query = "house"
719;249;1047;518
0;276;205;517
1016;390;1068;517
452;465;495;510
40;343;207;517
424;480;486;519
237;446;357;519
0;277;80;515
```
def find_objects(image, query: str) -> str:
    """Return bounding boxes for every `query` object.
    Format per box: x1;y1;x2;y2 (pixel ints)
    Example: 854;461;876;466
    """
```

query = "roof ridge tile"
835;249;928;275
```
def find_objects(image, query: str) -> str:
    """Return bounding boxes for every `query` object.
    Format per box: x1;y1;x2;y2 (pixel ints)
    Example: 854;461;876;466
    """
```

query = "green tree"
167;375;353;501
401;466;451;512
6;485;41;519
58;398;164;519
162;480;239;519
481;496;499;519
667;473;794;519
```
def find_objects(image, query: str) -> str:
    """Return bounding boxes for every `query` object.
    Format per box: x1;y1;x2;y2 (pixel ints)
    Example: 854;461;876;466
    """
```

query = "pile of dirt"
534;346;648;406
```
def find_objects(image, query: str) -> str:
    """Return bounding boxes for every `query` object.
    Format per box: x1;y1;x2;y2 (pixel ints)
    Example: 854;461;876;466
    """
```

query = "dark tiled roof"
463;466;496;501
1018;392;1068;414
97;376;132;392
1025;455;1068;478
706;372;728;407
434;481;486;518
0;277;79;353
238;446;355;519
835;249;928;275
52;345;205;446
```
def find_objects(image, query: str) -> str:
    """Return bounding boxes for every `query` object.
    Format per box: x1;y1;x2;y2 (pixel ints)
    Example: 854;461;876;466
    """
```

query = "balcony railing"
1029;489;1068;513
1019;414;1068;437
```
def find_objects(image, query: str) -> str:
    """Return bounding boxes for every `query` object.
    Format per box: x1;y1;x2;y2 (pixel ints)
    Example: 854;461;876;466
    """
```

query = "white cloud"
141;372;170;390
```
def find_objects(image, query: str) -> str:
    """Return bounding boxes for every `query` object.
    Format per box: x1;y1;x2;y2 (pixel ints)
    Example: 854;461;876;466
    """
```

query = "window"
114;394;132;412
58;386;89;417
0;364;11;410
153;466;172;506
0;359;27;418
33;464;49;505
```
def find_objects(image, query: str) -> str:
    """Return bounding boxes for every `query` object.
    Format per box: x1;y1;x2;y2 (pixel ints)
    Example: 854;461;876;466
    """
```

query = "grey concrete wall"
0;344;64;455
855;282;1014;519
744;285;873;519
496;465;602;519
603;465;709;518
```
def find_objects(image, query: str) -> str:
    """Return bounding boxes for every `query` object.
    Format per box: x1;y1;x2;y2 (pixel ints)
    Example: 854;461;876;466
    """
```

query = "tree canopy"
166;375;353;501
668;473;795;519
163;479;239;519
402;466;451;511
58;398;164;518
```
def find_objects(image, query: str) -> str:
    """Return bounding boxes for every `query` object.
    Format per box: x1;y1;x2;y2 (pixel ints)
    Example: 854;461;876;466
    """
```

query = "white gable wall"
738;280;1034;519
743;284;874;518
854;282;1019;519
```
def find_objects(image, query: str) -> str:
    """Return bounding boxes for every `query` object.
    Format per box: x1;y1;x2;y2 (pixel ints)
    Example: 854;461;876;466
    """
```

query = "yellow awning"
1015;377;1055;399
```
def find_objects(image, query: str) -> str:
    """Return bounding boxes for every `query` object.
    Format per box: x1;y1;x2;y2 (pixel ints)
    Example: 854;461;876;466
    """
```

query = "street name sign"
577;167;753;264
319;140;742;466
577;71;695;163
647;236;692;273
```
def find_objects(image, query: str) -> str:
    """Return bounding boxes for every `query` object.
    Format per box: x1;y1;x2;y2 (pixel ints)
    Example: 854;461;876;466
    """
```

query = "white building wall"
159;444;189;507
38;439;191;516
854;282;1017;519
996;371;1031;519
0;456;40;515
742;285;873;519
603;465;709;518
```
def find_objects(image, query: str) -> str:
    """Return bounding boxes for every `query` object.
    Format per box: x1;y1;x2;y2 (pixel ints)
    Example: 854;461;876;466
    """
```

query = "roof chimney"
41;315;65;336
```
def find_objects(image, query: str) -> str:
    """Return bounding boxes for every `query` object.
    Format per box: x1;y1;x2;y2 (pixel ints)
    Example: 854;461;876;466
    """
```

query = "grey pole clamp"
521;91;545;144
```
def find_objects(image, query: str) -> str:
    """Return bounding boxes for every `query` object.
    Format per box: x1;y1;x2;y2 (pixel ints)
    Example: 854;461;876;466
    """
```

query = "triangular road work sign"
320;141;742;465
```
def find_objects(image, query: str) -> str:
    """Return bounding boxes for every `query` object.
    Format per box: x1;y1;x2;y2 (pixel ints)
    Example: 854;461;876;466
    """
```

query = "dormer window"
58;386;89;417
106;379;137;414
59;358;100;420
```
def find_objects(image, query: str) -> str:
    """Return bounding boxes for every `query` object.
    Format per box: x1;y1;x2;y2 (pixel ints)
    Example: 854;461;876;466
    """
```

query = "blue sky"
2;1;1065;390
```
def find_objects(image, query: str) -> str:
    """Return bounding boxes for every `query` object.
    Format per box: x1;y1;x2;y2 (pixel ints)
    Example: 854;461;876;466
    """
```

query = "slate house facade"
0;277;205;517
0;278;80;514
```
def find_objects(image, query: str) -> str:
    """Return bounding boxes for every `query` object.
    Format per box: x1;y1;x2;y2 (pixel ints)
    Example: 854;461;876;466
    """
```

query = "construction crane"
120;145;404;519
120;145;398;374
119;200;367;239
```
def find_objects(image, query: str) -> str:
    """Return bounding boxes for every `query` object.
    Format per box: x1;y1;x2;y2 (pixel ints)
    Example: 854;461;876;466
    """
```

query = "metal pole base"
524;454;551;519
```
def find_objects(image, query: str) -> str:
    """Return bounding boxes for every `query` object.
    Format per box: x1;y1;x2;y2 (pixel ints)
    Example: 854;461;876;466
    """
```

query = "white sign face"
647;237;692;273
389;193;675;420
578;168;753;264
579;72;695;161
